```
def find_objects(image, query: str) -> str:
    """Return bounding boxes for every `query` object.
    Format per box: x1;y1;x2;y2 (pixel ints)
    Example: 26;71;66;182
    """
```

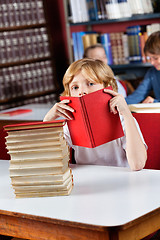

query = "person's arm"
104;89;147;171
43;99;74;121
125;70;152;104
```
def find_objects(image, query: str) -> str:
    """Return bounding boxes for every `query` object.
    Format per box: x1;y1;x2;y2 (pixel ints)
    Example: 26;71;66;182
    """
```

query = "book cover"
4;119;65;131
0;108;32;116
60;87;124;148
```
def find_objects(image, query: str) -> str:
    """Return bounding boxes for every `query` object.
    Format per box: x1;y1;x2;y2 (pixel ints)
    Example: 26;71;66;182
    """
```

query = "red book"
0;109;32;116
60;88;124;148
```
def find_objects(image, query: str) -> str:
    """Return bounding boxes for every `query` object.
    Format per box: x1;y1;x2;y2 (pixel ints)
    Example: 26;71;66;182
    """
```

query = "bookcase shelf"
0;57;52;68
0;24;46;32
0;89;57;105
111;62;152;70
0;0;59;111
70;13;160;26
63;0;160;88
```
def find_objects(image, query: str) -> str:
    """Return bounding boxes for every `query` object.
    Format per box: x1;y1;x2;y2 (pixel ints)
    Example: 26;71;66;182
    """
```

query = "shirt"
125;67;160;104
63;116;146;168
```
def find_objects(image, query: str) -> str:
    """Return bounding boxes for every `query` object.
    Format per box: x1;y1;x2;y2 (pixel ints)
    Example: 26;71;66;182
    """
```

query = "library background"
0;0;160;111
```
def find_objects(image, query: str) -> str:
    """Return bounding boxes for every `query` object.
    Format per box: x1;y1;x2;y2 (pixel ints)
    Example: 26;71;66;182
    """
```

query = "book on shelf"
0;0;46;28
80;0;90;22
69;0;89;23
76;31;86;59
105;0;121;19
4;119;73;198
86;0;99;21
100;33;113;65
0;27;50;64
96;0;107;19
0;60;56;101
82;33;99;50
110;32;126;65
60;87;124;148
69;0;79;23
122;33;130;64
128;103;160;113
126;25;142;63
127;0;153;15
72;31;98;60
72;32;79;61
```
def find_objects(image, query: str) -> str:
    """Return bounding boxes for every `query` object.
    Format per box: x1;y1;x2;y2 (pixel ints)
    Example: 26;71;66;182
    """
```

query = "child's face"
69;71;104;97
147;53;160;70
87;47;108;64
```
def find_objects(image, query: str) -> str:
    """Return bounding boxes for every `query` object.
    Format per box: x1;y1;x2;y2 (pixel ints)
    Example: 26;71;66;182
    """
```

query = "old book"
14;183;73;198
4;119;65;131
13;175;72;192
11;168;72;186
60;87;124;148
9;155;70;168
4;119;73;198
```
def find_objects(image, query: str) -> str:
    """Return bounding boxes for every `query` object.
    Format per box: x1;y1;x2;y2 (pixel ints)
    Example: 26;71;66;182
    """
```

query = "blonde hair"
62;58;117;96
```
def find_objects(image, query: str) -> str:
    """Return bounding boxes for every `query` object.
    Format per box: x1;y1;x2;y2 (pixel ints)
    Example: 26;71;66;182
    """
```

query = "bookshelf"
63;0;160;86
0;0;60;111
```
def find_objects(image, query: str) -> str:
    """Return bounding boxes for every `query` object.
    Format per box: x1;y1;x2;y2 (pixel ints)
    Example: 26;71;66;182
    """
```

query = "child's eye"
89;82;95;86
72;86;79;90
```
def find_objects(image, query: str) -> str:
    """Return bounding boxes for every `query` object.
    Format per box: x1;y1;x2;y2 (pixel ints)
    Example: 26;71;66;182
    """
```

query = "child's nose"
79;91;87;96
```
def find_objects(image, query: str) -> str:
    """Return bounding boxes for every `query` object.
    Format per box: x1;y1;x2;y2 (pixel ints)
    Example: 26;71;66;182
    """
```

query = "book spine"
126;25;142;63
105;0;121;19
86;0;99;21
118;0;132;18
122;33;129;64
127;0;144;14
76;32;85;59
69;0;79;23
72;32;79;61
80;97;95;148
100;33;113;65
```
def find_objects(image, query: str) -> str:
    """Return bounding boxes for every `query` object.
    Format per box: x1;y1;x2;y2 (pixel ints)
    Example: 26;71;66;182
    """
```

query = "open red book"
60;87;124;148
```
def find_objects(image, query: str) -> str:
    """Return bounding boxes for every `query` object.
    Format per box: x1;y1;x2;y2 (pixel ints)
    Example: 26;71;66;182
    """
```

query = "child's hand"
142;96;154;103
104;89;130;116
43;99;74;121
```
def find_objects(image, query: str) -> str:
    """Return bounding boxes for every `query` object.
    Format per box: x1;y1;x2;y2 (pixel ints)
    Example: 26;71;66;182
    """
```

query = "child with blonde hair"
44;58;147;170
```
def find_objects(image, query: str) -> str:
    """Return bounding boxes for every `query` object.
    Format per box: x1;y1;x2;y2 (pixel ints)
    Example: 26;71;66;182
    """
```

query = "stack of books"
4;120;73;198
128;103;160;113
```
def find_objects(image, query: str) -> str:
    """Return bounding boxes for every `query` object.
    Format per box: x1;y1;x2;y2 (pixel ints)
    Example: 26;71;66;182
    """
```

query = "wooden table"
0;160;160;240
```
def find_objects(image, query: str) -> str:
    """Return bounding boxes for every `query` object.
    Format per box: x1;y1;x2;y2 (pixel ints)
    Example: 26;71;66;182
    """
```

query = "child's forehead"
70;71;97;84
